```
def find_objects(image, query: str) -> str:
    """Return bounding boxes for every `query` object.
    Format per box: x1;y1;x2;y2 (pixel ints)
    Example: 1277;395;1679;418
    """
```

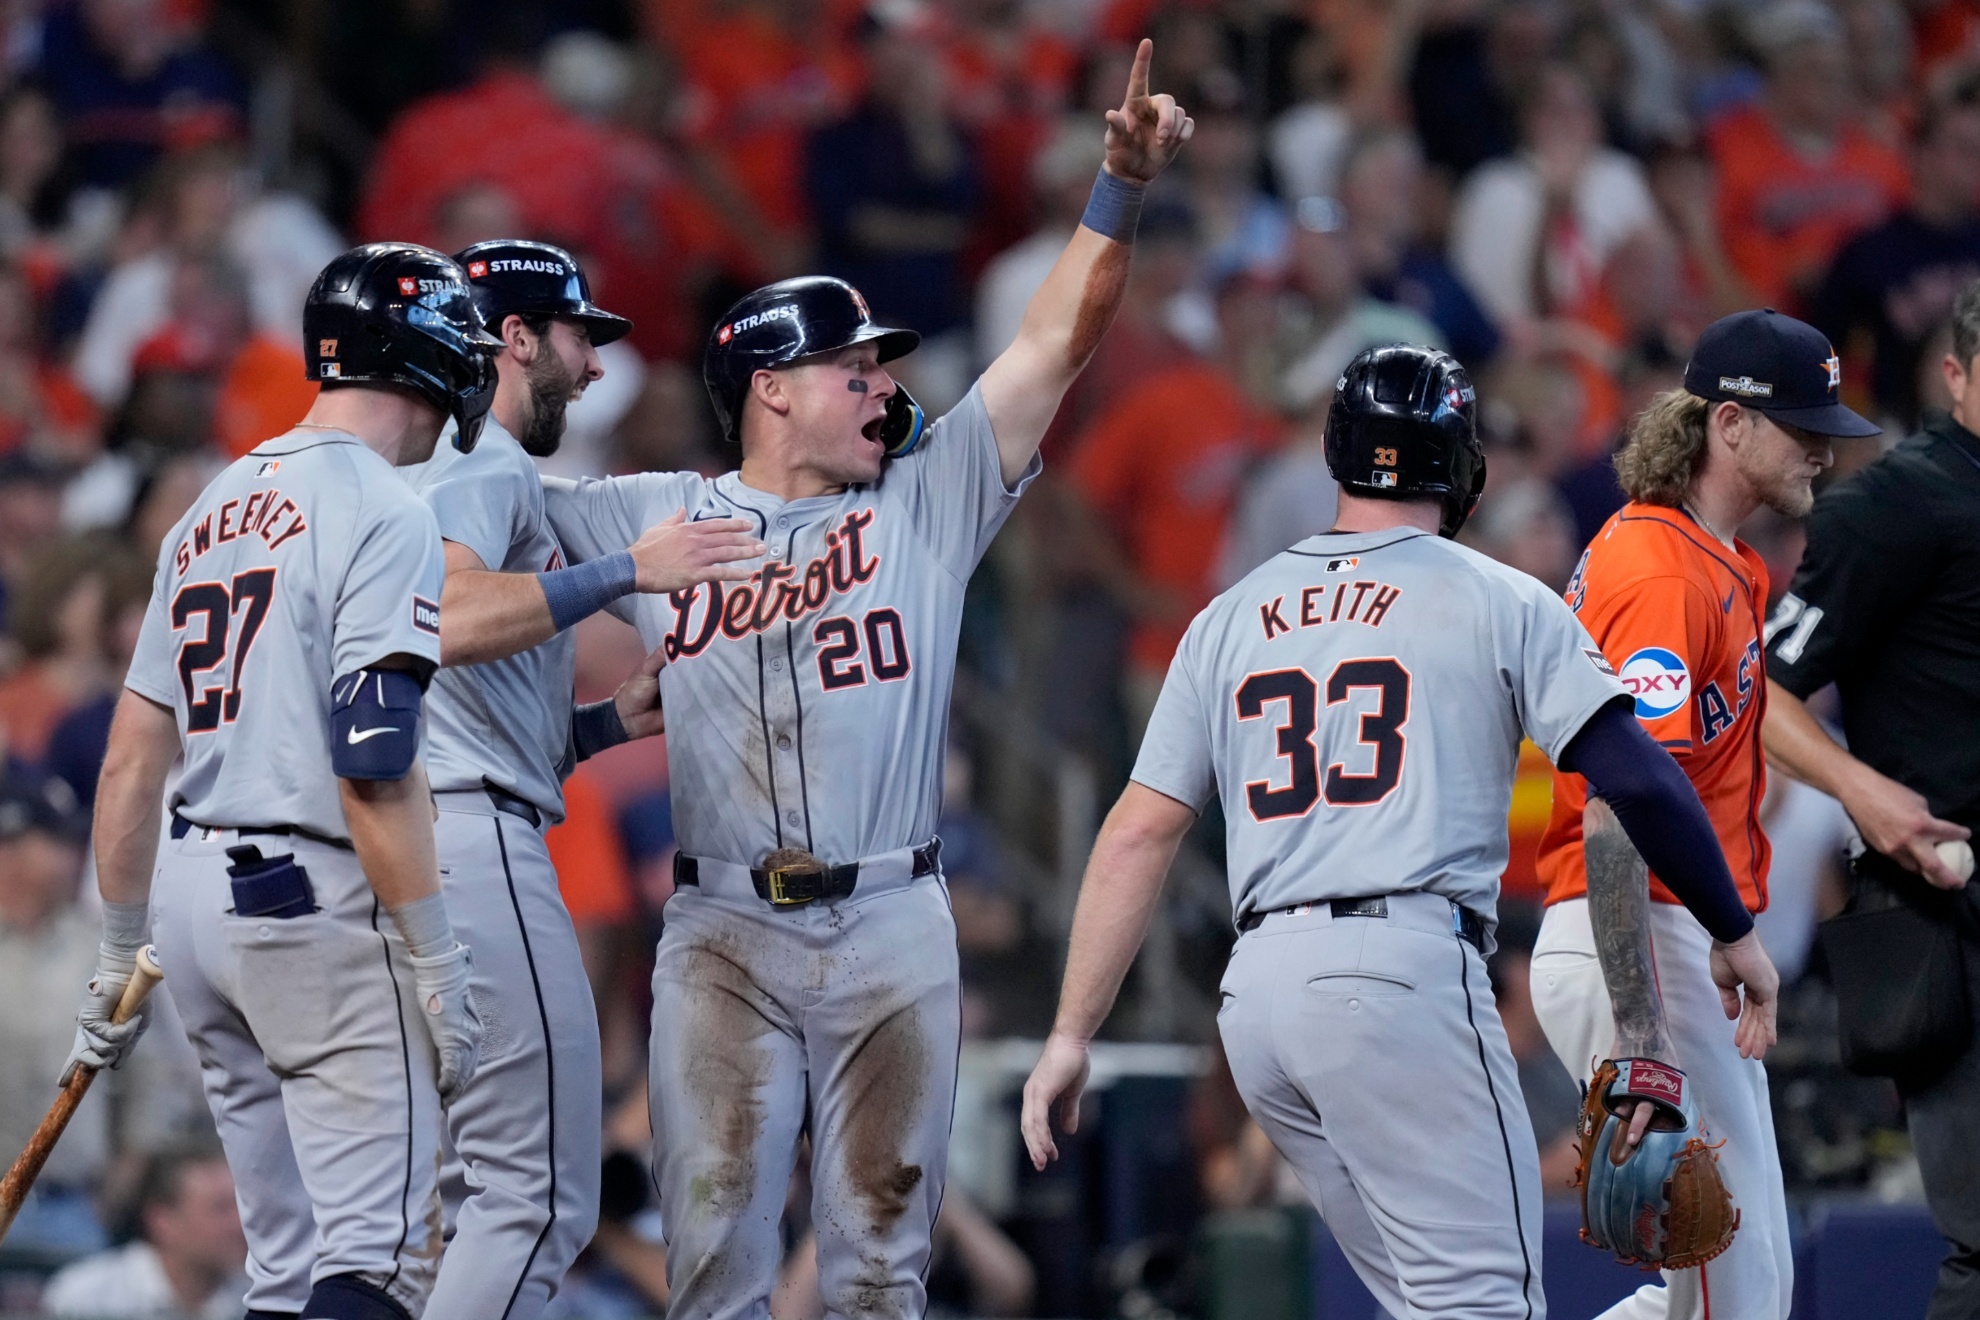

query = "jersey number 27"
1235;658;1410;820
172;569;276;733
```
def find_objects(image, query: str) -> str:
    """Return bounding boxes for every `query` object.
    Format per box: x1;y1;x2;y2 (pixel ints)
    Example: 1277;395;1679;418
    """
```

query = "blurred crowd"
0;0;1968;1313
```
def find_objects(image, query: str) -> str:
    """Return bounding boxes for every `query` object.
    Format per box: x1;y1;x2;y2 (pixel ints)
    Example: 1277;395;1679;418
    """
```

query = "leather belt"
485;784;543;829
170;811;353;852
675;838;942;907
1237;894;1487;953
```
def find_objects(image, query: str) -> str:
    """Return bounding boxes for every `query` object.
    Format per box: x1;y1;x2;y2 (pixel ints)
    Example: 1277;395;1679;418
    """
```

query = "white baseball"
1935;840;1975;884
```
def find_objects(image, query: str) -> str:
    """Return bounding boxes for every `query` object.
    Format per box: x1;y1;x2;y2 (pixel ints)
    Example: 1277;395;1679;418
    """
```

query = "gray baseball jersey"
126;429;446;840
400;417;576;820
1133;527;1624;924
543;382;1036;865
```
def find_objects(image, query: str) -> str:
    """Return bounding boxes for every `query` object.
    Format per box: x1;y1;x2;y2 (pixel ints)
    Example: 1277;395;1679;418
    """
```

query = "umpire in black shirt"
1766;279;1980;1319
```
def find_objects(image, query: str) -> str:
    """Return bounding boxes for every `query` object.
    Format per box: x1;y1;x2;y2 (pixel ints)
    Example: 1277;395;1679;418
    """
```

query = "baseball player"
539;39;1190;1317
1532;309;1872;1319
66;243;497;1320
400;239;763;1320
1021;345;1780;1320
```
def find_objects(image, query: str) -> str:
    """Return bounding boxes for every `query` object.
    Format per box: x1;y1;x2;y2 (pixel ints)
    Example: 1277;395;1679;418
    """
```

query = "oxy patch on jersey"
663;507;880;659
1619;646;1690;720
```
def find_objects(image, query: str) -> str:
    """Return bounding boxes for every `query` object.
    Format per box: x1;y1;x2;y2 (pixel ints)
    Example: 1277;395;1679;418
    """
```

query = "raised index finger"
1124;37;1152;104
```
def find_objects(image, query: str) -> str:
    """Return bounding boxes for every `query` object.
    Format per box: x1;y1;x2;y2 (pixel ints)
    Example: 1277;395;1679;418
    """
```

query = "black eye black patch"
847;379;869;393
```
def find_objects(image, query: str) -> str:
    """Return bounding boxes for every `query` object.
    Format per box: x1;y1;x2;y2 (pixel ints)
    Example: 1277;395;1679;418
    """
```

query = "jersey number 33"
1236;658;1410;820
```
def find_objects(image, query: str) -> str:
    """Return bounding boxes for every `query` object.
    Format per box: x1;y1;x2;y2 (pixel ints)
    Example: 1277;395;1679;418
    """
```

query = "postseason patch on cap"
1619;646;1690;719
1718;375;1772;398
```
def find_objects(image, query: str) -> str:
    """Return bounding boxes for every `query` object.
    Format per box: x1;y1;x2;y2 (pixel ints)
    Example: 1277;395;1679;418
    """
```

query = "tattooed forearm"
1584;796;1674;1058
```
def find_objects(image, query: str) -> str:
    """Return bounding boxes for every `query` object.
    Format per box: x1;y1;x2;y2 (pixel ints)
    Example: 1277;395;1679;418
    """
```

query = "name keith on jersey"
662;508;879;659
1257;579;1402;639
172;489;308;572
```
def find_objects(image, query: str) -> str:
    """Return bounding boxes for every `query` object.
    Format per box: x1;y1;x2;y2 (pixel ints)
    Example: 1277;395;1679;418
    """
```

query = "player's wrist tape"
572;699;628;762
1082;168;1145;243
101;899;149;954
387;892;457;962
540;551;637;633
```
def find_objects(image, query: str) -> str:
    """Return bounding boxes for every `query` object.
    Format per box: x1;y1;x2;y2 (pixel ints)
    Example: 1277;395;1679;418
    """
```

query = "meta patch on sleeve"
413;596;441;635
1619;646;1690;720
1583;648;1617;676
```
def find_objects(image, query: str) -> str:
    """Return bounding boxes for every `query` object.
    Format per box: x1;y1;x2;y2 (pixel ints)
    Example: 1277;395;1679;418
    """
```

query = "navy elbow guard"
330;669;425;780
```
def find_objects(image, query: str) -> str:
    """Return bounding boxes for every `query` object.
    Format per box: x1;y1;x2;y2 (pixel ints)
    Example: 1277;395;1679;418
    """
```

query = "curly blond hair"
1613;388;1711;507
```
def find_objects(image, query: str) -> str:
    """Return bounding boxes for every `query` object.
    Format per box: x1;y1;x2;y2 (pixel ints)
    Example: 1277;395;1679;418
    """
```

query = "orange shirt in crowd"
548;766;638;928
1708;103;1909;310
669;7;861;234
216;338;317;459
1069;362;1282;673
1537;503;1772;913
358;71;611;250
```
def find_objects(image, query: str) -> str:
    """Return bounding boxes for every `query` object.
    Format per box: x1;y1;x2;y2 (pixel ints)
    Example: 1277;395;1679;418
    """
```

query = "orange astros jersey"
1537;502;1771;912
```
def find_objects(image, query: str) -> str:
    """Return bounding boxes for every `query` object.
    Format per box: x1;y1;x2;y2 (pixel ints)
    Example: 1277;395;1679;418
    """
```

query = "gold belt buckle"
764;868;811;906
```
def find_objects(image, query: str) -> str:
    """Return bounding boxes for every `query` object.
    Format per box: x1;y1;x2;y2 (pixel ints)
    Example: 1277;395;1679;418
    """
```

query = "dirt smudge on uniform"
679;934;777;1221
838;1000;929;1233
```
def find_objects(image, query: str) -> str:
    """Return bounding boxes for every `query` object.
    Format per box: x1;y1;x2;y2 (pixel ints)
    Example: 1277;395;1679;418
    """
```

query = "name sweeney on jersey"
171;489;308;573
662;507;878;659
1257;579;1402;640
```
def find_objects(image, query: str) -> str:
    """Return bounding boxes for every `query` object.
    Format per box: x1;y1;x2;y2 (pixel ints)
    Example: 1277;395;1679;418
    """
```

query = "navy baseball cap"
1683;308;1880;437
456;240;632;347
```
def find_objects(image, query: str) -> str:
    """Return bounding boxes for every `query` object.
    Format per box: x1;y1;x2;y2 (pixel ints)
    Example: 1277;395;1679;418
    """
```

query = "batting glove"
59;943;149;1085
410;942;481;1102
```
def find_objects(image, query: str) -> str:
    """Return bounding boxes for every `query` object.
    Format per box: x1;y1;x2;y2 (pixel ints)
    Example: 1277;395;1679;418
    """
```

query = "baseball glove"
1574;1057;1739;1270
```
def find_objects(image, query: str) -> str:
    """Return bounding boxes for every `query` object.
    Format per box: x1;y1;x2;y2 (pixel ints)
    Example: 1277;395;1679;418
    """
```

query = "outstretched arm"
438;513;763;667
1764;679;1970;888
979;39;1192;486
1020;782;1196;1168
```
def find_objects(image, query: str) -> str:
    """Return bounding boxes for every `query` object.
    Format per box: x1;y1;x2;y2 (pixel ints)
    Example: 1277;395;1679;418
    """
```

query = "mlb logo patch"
467;261;487;278
318;338;337;358
320;363;341;379
1370;471;1397;488
1325;557;1360;573
412;597;441;635
397;277;418;296
254;460;280;478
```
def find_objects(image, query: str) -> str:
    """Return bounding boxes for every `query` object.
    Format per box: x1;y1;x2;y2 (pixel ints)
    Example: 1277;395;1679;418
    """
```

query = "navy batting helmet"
1325;344;1486;538
702;276;923;452
304;243;503;453
456;240;632;347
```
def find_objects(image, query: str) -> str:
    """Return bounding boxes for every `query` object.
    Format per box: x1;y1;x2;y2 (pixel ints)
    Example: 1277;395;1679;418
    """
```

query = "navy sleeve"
1557;698;1756;943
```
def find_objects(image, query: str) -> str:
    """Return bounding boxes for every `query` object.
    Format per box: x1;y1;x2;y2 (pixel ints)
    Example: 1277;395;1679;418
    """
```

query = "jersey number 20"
1235;659;1410;820
172;569;276;733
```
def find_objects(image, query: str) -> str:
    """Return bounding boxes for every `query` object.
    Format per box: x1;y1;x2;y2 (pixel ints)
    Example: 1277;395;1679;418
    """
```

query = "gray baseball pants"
1217;892;1547;1320
424;793;602;1320
153;825;446;1317
648;851;959;1320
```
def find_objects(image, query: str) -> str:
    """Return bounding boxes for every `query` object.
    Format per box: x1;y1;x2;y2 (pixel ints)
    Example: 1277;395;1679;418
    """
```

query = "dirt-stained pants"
648;850;959;1320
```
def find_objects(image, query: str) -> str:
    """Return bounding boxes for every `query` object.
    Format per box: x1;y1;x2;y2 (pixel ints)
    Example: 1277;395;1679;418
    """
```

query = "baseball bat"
0;945;163;1243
